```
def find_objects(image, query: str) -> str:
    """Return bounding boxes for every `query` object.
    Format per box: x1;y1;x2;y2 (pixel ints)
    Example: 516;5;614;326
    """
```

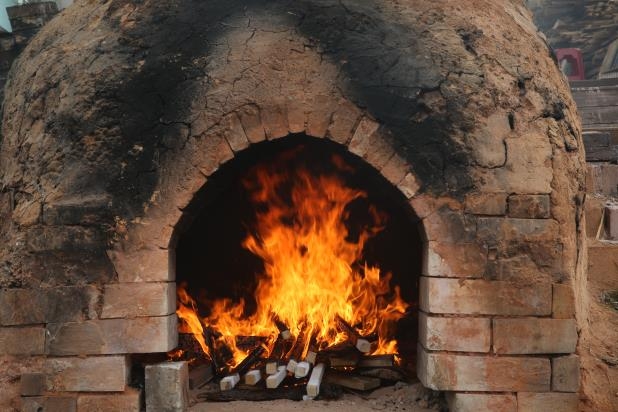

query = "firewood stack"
176;319;408;402
530;0;618;78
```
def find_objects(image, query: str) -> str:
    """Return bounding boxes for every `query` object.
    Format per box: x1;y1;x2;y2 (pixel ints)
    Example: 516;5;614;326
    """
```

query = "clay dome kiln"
0;0;587;411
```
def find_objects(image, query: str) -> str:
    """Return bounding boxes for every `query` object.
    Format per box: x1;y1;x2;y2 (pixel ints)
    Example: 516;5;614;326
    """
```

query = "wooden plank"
266;366;287;389
324;371;381;391
244;369;262;385
220;373;240;391
189;363;214;389
358;354;395;368
306;363;326;397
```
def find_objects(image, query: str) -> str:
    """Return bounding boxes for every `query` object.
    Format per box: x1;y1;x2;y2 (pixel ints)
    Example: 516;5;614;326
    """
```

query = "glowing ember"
175;151;409;369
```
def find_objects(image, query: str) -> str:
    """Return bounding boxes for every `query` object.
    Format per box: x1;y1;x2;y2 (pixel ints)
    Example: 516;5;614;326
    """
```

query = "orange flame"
175;152;409;367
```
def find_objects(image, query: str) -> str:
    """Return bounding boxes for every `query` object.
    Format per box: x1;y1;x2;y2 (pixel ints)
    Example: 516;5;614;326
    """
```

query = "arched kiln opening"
171;134;422;387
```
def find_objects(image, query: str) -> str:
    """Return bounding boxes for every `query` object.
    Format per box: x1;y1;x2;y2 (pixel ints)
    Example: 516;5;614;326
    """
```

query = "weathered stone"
419;312;490;352
46;315;177;355
586;163;618;197
0;327;45;355
107;248;172;283
306;95;334;138
0;287;99;326
21;396;77;412
191;133;234;177
552;355;580;392
466;113;510;168
77;388;141;412
479;133;553;194
553;283;576;319
417;345;550;392
101;282;175;319
365;129;396;171
445;392;517;412
476;217;559;244
349;117;380;158
327;100;362;144
43;194;113;226
508;194;551;218
584;196;604;238
492;318;577;354
587;244;618;283
397;173;421;199
145;361;188;412
286;97;306;134
605;203;618;240
465;192;508;215
262;104;289;139
423;211;476;243
517;392;578;412
423;241;486;278
20;373;45;396
238;105;265;143
45;356;128;392
420;277;552;315
380;153;409;186
222;112;249;152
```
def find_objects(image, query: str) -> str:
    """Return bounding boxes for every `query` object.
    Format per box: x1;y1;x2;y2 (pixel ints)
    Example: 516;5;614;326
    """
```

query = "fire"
175;150;409;369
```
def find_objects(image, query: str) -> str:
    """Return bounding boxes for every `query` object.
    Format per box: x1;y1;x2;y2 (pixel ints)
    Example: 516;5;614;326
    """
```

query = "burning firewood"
235;336;269;352
265;361;280;375
294;361;311;378
273;315;292;340
266;365;287;389
231;345;265;377
306;363;326;397
358;354;395;368
188;363;214;389
335;315;372;353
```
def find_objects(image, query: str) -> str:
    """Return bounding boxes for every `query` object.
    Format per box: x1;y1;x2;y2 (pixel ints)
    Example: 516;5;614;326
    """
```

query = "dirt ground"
190;381;445;412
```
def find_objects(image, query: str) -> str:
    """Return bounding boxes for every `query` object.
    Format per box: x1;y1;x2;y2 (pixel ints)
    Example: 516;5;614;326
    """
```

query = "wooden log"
189;363;214;389
232;346;265;376
294;361;311;378
219;373;240;391
323;371;380;391
235;336;269;351
266;366;287;389
358;367;406;381
328;353;359;368
244;369;262;385
306;363;326;397
358;354;395;368
285;358;298;374
203;327;223;376
335;315;372;353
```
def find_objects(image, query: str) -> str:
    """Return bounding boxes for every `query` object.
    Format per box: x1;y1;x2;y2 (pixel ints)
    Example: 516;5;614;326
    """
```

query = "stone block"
466;112;509;168
476;217;559;245
380;153;409;186
397;173;421;199
605;204;618;240
348;117;380;158
22;396;77;412
423;211;476;243
20;373;45;396
417;345;550;392
46;315;177;355
0;287;99;326
222;112;249;152
553;283;576;319
517;392;578;411
0;326;45;355
584;196;604;238
145;361;189;412
77;388;142;412
327;100;362;144
465;192;507;215
587;244;618;284
364;129;396;171
107;247;172;283
238;105;265;143
493;318;577;354
508;194;551;218
586;163;618;197
45;356;128;392
419;276;552;315
306;95;334;138
423;241;486;277
552;355;580;392
418;312;490;352
445;392;517;412
286;97;306;134
101;282;175;319
191;133;234;177
262;104;289;139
